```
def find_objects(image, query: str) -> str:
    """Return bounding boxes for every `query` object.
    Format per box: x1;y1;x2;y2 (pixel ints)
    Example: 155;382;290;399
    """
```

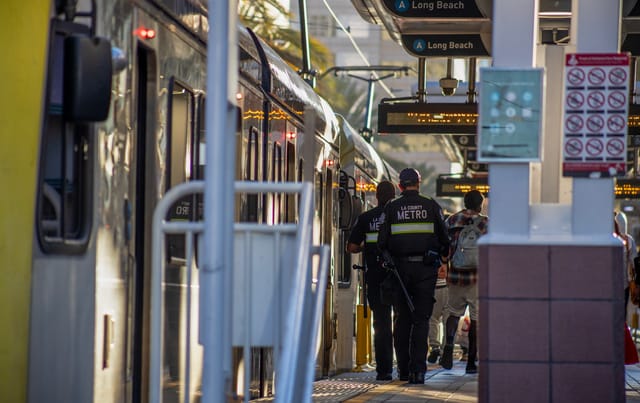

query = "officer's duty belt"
400;256;423;262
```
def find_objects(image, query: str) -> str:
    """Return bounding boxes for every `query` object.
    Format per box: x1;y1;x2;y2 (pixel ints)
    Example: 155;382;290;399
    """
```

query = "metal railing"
149;180;329;402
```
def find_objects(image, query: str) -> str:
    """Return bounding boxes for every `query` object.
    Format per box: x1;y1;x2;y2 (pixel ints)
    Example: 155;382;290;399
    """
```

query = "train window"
168;80;194;188
195;96;206;180
271;143;283;224
284;142;296;223
244;126;259;222
166;80;195;263
37;20;93;254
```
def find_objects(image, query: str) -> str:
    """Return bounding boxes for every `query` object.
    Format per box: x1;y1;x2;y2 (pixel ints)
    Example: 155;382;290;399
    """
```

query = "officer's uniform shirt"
377;189;450;259
348;205;386;284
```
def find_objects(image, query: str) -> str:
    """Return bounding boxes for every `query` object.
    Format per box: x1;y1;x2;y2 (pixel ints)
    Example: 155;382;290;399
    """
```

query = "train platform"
308;357;640;403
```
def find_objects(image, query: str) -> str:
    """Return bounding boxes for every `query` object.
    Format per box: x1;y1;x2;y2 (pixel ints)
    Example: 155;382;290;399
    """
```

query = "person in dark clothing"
377;168;450;384
347;181;397;381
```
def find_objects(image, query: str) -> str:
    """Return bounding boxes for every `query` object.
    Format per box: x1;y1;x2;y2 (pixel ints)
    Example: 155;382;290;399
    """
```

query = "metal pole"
363;75;375;136
203;0;237;401
416;57;427;103
298;0;315;87
467;58;477;104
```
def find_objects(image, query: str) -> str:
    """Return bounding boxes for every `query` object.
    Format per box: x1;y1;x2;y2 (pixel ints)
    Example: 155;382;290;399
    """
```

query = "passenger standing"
614;212;638;316
377;168;450;384
440;190;488;374
427;261;448;364
347;181;397;381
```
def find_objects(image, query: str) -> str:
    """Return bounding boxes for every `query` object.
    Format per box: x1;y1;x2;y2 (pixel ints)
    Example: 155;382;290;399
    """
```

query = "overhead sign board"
629;104;640;145
436;176;640;198
615;178;640;199
382;0;487;18
562;53;630;178
378;102;477;134
401;34;490;57
436;176;489;197
477;68;544;162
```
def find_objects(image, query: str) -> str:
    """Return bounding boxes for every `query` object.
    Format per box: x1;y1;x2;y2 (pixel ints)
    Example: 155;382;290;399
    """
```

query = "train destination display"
378;102;477;134
436;176;640;199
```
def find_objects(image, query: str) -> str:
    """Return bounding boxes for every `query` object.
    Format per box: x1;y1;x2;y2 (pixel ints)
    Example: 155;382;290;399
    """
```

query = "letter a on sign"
396;0;409;11
414;40;425;51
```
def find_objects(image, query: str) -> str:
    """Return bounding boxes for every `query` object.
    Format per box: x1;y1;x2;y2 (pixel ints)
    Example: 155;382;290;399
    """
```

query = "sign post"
561;53;630;177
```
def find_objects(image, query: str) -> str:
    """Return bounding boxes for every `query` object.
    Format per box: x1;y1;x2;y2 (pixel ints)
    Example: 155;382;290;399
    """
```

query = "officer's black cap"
399;168;421;187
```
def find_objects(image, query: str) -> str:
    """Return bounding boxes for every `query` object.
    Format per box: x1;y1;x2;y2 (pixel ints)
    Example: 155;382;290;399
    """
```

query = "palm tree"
238;0;333;72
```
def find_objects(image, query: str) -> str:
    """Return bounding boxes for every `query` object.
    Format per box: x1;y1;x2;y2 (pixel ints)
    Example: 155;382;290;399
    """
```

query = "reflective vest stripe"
365;232;378;243
391;222;434;234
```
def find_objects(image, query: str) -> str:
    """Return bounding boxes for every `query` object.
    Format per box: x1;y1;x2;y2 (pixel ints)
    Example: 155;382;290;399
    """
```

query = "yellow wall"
0;1;50;401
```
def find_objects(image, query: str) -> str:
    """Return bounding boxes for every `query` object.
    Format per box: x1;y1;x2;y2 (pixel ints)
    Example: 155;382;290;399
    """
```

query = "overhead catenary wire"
321;0;395;98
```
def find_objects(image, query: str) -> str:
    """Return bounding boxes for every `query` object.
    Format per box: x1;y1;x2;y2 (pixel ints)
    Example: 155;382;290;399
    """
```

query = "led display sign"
436;176;640;199
378;102;478;134
436;176;489;197
629;104;640;136
615;178;640;199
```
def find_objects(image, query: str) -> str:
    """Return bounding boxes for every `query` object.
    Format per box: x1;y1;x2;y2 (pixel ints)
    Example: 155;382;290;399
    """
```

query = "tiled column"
479;245;624;402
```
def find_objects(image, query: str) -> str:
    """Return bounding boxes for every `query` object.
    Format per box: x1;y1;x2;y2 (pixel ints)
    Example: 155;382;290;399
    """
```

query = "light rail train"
1;1;398;402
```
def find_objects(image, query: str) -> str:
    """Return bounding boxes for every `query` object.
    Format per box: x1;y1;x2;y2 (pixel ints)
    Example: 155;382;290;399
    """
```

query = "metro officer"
346;181;397;381
377;168;450;384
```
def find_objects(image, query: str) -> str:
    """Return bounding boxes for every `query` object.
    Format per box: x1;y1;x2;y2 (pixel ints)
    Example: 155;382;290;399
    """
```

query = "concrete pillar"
480;1;626;402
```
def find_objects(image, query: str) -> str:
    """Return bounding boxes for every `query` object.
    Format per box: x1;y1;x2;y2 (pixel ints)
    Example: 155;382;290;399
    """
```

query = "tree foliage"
238;0;333;71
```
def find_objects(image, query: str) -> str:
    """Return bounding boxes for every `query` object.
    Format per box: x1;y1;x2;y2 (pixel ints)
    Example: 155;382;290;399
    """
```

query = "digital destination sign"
629;104;640;136
615;178;640;199
436;176;640;199
378;102;478;134
436;176;489;197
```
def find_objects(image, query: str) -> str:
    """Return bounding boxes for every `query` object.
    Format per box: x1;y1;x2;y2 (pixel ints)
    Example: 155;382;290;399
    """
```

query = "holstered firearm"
381;250;415;313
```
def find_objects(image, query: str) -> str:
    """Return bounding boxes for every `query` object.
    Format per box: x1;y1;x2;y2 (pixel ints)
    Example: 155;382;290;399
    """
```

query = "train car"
0;1;400;402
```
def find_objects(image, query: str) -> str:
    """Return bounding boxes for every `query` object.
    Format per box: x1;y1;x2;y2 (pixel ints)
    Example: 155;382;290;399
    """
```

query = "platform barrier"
149;181;329;403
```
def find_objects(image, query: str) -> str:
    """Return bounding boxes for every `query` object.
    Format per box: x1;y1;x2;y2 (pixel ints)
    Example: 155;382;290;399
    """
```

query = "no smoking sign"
563;52;630;178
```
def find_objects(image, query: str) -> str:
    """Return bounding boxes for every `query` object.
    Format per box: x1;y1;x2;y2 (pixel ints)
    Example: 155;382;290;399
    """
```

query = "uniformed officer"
346;180;397;381
377;168;450;384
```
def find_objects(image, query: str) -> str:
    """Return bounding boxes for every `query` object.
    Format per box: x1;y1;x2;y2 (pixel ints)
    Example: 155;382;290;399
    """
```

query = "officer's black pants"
367;280;393;375
392;261;438;374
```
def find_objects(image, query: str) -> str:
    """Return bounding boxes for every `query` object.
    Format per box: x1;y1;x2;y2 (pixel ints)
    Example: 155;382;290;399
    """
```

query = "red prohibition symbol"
587;91;606;109
607;115;626;133
564;138;583;156
587;67;606;85
586;115;604;133
606;138;625;156
585;138;604;156
565;115;584;133
566;91;585;109
607;91;626;109
608;67;627;85
567;68;585;86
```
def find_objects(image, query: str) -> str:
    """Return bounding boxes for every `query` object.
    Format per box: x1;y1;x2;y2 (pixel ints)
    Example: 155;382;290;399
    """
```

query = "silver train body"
26;0;397;402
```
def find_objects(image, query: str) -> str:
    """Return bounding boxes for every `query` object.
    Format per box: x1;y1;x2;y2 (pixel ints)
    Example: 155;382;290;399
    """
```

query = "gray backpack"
451;216;482;270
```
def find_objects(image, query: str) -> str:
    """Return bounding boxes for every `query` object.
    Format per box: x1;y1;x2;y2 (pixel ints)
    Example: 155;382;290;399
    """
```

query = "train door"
314;146;338;377
127;44;157;403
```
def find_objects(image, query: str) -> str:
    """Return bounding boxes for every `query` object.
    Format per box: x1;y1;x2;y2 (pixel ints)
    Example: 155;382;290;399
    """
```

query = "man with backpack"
439;190;488;374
